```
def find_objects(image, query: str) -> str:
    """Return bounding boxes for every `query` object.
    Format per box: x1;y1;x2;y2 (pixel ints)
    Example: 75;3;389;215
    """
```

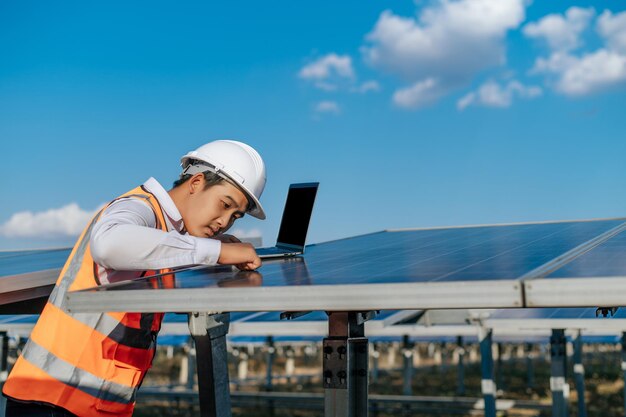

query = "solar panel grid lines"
385;216;626;233
3;218;626;314
331;226;525;283
305;219;624;285
546;230;626;278
59;218;626;313
433;220;626;282
0;248;70;277
519;221;626;280
424;224;584;282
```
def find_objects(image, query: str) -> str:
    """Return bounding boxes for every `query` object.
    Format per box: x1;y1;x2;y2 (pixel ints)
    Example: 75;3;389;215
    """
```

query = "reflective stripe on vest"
22;339;135;405
3;186;172;417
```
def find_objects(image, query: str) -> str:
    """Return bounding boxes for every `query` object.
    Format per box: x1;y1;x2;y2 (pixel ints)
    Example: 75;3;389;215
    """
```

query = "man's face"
183;177;249;238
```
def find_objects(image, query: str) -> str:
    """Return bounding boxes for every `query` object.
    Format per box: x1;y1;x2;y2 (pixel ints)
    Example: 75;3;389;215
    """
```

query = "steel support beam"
186;346;197;390
324;312;368;417
550;329;569;417
265;336;275;391
0;331;7;382
402;335;413;396
496;342;505;392
0;331;7;417
456;336;466;396
526;343;535;389
573;331;587;417
188;312;231;417
370;343;379;384
479;328;496;417
622;332;626;417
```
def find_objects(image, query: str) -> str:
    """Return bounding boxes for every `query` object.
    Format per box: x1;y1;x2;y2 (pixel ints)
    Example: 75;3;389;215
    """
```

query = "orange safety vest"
3;185;174;417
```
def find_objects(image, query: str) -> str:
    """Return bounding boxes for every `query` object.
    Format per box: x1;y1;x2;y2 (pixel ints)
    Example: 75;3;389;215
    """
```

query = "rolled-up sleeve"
90;198;221;271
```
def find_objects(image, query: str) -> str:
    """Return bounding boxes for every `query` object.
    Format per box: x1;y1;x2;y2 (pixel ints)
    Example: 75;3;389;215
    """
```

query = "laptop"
256;182;319;259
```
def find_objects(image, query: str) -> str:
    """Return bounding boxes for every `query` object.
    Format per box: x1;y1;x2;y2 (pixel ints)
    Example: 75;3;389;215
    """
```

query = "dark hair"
172;169;225;189
173;161;252;212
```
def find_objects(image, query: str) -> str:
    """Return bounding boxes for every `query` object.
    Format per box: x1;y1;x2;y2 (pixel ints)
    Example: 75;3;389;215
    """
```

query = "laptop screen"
276;183;319;248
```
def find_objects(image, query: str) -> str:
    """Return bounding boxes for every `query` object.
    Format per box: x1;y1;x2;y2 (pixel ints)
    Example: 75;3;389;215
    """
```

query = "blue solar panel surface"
85;219;625;292
489;307;626;320
547;229;626;278
241;310;398;322
0;248;70;277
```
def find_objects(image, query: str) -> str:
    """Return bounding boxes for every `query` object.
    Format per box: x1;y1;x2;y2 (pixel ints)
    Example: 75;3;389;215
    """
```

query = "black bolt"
323;370;333;378
337;370;347;379
324;346;333;355
337;346;347;355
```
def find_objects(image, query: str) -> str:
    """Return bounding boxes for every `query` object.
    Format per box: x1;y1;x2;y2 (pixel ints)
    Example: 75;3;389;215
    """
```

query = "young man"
2;140;265;417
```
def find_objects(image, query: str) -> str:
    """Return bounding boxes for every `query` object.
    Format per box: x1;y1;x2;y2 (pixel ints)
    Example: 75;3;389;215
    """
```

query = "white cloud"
392;77;448;109
527;9;626;96
231;228;262;239
230;228;263;247
457;80;542;110
523;7;595;52
299;54;355;91
533;49;626;96
351;80;381;93
314;100;341;114
363;0;526;105
0;203;100;239
598;10;626;54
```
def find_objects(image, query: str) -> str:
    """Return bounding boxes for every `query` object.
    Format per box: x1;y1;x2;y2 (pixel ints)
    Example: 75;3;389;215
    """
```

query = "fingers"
218;242;261;270
235;257;262;271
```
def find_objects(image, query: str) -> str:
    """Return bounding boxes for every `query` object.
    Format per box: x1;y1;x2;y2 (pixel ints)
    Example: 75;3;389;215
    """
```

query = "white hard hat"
181;140;267;219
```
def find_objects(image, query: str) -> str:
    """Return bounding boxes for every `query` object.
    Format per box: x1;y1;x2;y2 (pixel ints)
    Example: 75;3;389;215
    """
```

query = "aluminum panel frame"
66;280;523;313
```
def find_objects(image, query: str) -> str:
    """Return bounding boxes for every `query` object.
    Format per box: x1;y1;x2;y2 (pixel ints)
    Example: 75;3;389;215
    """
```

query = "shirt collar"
142;177;185;233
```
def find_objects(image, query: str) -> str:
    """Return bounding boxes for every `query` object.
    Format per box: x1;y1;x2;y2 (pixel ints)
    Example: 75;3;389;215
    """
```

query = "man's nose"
216;214;230;227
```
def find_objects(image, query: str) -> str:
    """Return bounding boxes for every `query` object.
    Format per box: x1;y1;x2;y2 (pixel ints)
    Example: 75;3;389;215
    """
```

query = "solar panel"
0;248;70;311
83;219;624;289
64;219;626;313
241;310;399;323
487;308;602;320
546;230;626;278
0;248;70;277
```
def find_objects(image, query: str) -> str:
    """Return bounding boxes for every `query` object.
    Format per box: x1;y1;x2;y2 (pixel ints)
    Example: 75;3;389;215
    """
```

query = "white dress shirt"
89;178;221;282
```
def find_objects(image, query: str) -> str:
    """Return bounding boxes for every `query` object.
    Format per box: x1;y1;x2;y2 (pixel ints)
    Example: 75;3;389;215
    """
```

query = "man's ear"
188;173;205;195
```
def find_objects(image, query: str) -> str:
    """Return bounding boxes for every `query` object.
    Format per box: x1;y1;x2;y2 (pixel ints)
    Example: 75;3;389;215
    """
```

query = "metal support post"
550;329;569;417
324;312;369;417
186;346;197;390
456;336;466;396
188;312;231;417
0;331;7;382
370;343;379;384
285;347;295;384
526;343;535;389
265;336;275;391
1;331;7;417
479;327;496;417
621;332;626;417
573;331;587;417
496;342;505;392
402;335;413;396
439;342;447;373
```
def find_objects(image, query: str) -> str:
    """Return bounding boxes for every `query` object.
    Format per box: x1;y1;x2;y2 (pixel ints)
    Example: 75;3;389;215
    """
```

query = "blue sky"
1;0;625;250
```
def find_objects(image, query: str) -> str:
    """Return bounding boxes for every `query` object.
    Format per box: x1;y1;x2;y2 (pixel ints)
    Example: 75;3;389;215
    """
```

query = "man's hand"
218;242;262;271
